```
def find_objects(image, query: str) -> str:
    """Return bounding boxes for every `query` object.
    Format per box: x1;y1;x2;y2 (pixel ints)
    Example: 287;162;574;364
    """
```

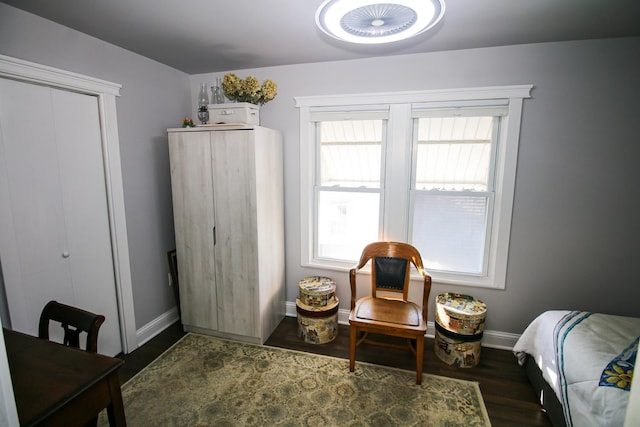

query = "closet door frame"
0;54;137;353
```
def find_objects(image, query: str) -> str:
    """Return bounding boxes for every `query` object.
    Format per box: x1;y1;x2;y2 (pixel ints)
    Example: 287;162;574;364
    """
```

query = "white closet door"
0;79;72;331
168;130;218;331
211;130;259;337
0;78;122;356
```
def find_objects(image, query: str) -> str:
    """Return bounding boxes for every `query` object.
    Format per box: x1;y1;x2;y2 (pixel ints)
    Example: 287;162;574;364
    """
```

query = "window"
411;111;501;277
296;86;532;289
314;112;388;261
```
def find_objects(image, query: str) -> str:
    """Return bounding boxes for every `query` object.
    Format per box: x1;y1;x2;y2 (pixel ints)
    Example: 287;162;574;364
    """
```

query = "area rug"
101;333;491;426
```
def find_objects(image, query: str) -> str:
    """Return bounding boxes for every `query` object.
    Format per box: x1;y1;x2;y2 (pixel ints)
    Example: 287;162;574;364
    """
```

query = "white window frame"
295;85;532;289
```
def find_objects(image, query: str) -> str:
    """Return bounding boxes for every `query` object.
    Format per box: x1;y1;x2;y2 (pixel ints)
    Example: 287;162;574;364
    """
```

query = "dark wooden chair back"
38;300;105;353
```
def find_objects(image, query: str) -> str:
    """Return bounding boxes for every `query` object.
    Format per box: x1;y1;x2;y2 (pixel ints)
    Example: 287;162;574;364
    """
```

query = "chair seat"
351;297;425;330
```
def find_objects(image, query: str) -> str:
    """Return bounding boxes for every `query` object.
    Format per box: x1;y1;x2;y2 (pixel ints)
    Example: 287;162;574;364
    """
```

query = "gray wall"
0;3;190;329
193;36;640;334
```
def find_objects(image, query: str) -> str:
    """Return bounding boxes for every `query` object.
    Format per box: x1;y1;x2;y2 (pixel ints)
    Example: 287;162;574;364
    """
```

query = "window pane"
317;190;379;261
415;117;493;191
411;193;488;274
320;120;382;188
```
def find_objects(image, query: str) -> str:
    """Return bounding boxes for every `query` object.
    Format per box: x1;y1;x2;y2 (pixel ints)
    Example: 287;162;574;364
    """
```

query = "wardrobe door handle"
62;251;70;258
213;227;216;246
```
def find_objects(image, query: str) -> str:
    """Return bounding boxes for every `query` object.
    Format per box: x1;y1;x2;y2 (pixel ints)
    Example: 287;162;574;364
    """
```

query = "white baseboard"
135;306;180;349
135;302;520;353
285;301;519;351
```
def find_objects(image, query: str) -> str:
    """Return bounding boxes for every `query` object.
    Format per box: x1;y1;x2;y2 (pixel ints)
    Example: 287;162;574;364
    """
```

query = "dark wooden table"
3;328;126;426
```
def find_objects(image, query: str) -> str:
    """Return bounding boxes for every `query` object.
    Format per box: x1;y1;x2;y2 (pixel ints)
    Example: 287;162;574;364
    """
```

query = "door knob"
62;251;70;258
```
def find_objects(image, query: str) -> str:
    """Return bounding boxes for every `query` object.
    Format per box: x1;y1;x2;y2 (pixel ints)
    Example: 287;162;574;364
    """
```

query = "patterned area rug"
102;333;491;426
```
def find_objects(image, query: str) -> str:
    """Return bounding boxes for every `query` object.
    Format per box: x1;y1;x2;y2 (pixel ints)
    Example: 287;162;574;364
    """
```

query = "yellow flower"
222;73;277;105
604;364;633;389
242;76;260;95
261;80;277;101
222;73;242;95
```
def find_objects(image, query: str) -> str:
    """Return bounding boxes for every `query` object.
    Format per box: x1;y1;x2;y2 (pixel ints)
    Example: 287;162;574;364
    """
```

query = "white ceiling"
2;0;639;74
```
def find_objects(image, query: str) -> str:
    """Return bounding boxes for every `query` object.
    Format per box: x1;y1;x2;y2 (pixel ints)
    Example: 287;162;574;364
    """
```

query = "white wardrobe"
168;126;285;344
0;77;123;356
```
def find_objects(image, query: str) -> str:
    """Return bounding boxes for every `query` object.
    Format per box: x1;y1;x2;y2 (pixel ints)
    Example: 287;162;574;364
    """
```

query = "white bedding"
513;310;640;427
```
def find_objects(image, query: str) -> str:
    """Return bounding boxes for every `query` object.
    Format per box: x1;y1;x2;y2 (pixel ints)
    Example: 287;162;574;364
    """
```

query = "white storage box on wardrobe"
207;102;259;125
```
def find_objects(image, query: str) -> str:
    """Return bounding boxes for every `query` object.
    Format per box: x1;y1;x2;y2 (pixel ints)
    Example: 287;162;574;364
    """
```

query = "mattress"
513;310;639;427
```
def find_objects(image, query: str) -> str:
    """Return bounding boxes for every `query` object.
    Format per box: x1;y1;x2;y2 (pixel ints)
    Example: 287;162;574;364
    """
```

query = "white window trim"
296;85;532;289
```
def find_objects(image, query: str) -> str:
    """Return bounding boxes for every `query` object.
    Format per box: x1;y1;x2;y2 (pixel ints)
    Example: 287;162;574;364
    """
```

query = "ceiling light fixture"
315;0;445;45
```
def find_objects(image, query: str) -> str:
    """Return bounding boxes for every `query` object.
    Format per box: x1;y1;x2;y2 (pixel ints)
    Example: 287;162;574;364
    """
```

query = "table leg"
105;372;127;426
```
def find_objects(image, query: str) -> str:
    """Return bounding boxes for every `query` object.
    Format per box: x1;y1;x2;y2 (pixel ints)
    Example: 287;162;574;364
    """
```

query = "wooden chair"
38;300;105;354
349;241;432;384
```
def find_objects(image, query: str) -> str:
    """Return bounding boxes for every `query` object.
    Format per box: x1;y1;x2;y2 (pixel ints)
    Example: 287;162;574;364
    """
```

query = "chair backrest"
38;300;105;353
354;242;426;301
350;241;431;309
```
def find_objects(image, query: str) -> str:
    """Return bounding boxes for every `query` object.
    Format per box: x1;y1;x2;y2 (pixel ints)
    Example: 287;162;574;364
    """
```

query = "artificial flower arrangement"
181;117;196;128
222;73;277;105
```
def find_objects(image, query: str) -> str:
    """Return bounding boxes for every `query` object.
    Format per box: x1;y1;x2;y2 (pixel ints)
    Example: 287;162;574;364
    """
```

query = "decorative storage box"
435;293;487;335
207;102;259;125
434;293;487;368
296;276;339;344
434;324;483;368
298;276;337;308
296;298;339;344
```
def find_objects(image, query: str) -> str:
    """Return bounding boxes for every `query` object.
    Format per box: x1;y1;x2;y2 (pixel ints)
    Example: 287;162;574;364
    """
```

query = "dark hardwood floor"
116;317;552;427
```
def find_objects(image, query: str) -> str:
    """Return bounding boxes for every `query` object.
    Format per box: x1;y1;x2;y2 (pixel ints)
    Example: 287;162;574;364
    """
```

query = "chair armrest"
349;267;358;310
420;273;432;320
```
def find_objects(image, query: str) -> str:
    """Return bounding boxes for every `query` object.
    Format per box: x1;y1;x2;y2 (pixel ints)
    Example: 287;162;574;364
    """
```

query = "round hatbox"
434;293;486;368
298;276;336;308
296;298;339;344
434;323;482;368
435;293;487;336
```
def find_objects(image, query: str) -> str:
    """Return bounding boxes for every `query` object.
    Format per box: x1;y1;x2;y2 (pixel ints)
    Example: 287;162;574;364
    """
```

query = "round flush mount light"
315;0;445;44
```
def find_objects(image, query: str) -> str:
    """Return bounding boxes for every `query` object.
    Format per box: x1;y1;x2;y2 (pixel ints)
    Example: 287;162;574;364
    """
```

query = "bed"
512;310;639;427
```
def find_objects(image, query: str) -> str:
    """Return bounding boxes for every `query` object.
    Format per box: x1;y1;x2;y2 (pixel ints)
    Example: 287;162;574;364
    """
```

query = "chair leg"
349;325;357;372
415;334;424;385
